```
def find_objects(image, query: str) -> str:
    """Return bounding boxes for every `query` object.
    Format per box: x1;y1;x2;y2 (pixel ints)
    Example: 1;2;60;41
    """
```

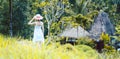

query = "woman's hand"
31;16;35;20
28;16;36;25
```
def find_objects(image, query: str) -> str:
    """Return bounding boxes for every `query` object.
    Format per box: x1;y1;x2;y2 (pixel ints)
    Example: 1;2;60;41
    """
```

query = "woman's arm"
28;17;36;25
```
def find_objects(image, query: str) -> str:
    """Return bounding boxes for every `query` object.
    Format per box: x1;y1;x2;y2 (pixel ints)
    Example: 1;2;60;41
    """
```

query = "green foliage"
75;45;97;56
111;0;120;4
76;37;95;48
115;24;120;34
33;0;70;39
68;0;91;15
99;33;116;52
39;1;49;7
60;10;98;30
0;0;120;43
12;0;34;38
0;0;36;38
0;0;9;34
60;16;79;28
62;0;99;30
75;14;92;29
100;32;110;44
50;22;61;35
89;0;119;25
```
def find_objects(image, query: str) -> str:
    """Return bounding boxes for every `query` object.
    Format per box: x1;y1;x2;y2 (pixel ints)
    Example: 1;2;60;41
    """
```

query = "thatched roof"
89;12;115;40
58;26;89;38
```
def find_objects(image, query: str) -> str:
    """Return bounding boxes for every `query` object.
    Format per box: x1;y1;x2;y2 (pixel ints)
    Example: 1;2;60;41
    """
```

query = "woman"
28;14;44;44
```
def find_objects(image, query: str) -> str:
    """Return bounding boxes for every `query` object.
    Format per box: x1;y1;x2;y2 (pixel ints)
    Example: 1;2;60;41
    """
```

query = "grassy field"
0;35;120;59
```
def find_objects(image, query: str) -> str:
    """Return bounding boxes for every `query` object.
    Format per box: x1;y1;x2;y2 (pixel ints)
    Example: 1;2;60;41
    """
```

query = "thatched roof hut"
59;26;89;39
89;12;115;40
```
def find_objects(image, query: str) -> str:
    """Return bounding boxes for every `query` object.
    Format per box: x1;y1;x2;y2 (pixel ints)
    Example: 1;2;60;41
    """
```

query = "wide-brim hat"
34;14;43;20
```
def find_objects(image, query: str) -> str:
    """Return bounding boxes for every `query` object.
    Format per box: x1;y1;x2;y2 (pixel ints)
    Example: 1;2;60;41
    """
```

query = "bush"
76;37;95;48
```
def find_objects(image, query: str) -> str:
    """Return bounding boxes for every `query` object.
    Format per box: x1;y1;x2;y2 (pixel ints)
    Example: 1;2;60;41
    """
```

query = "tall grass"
0;34;120;59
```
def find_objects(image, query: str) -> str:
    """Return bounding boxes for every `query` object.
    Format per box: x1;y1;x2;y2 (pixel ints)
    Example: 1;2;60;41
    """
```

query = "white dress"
33;25;44;43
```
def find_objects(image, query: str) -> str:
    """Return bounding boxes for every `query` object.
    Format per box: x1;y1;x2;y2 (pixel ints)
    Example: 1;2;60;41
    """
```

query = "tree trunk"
9;0;13;37
45;14;51;45
46;21;51;45
117;4;120;13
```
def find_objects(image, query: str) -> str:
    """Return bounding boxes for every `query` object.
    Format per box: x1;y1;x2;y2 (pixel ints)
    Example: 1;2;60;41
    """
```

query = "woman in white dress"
28;14;44;44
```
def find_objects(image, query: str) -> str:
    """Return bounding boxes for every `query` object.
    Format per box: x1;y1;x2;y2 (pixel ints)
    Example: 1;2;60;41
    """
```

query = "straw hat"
34;14;43;20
